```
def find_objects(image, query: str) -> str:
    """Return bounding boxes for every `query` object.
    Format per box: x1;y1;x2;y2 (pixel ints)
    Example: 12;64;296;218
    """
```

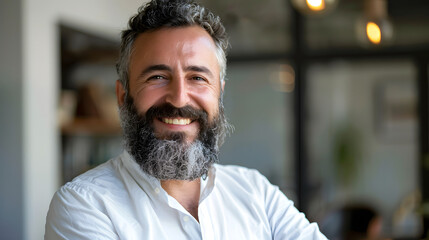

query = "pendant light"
291;0;338;16
356;0;394;46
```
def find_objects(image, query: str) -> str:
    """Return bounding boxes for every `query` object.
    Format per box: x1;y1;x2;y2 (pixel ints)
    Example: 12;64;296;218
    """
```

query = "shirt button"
183;216;190;222
154;188;160;194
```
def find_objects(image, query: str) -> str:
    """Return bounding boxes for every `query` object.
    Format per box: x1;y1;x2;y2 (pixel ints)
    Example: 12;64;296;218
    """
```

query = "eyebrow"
185;65;214;78
138;64;214;79
138;64;172;79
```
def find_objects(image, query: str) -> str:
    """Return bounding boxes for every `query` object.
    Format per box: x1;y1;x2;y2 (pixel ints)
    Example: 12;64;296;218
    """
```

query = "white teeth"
162;118;191;125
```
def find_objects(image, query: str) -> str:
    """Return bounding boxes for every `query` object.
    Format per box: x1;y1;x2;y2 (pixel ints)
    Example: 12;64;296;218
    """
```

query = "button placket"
199;204;214;240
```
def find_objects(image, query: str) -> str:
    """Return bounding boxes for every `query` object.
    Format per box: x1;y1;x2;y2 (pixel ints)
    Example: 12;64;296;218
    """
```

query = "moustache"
145;103;209;129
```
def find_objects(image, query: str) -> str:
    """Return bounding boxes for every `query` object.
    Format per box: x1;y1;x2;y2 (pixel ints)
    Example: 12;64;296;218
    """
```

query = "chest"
106;188;272;240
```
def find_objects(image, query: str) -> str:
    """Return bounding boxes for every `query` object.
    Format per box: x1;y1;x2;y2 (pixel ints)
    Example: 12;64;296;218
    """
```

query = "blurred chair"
320;204;384;240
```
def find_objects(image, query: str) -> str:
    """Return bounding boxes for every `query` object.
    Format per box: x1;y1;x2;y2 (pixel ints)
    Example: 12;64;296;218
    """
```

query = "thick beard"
119;95;232;181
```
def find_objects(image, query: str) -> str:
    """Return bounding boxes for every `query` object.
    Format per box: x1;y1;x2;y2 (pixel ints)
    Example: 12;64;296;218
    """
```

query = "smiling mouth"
161;118;193;125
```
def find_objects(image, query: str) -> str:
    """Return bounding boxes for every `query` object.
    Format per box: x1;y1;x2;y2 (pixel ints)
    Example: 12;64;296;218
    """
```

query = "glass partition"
306;59;420;238
199;0;292;56
221;61;296;198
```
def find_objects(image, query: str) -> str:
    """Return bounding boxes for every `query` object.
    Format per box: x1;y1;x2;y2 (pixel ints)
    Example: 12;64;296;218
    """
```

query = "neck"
161;178;201;221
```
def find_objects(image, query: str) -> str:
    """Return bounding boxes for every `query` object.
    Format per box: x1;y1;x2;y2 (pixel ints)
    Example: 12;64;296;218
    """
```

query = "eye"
191;76;206;82
148;75;166;81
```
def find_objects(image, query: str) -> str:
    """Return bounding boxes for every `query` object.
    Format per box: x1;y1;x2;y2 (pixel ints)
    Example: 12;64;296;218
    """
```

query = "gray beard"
119;96;232;181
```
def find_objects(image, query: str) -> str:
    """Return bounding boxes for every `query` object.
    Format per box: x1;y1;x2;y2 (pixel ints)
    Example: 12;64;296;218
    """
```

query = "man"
45;0;327;239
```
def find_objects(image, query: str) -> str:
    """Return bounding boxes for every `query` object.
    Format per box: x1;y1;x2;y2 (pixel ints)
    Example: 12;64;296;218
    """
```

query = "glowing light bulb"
356;17;393;47
366;22;381;44
306;0;325;11
356;0;394;47
291;0;337;16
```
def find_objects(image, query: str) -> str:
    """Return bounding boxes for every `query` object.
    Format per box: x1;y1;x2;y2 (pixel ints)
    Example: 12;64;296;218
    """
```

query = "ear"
116;80;126;107
221;80;225;92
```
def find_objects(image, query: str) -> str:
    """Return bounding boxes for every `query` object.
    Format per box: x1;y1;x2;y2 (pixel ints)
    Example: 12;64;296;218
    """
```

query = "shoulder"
46;158;122;239
69;159;119;188
46;157;124;226
214;164;269;185
213;164;273;197
53;157;125;206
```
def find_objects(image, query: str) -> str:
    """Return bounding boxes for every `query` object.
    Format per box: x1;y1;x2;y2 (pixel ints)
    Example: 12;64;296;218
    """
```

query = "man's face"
118;26;224;144
116;26;230;180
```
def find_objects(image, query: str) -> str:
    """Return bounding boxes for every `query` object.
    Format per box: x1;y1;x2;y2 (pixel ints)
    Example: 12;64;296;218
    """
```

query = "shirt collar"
120;150;162;192
120;150;217;202
200;166;216;203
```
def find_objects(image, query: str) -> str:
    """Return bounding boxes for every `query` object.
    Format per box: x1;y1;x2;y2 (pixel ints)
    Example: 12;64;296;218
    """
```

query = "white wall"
22;1;144;239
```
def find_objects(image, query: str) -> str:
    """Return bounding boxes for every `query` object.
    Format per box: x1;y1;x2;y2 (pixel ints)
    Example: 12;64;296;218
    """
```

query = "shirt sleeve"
251;170;328;240
45;184;119;240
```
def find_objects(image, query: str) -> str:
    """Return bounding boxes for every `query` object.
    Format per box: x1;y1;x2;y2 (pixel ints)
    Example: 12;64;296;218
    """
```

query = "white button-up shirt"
45;151;327;239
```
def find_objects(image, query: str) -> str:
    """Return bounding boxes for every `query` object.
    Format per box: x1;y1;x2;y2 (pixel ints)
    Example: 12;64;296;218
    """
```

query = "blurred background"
1;0;429;239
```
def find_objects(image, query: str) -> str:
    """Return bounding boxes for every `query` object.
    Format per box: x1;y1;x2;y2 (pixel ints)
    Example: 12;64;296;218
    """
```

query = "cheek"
193;88;221;117
134;88;165;113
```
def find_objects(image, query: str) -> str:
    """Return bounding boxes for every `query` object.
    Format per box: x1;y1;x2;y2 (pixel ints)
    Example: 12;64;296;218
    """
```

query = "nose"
165;75;190;108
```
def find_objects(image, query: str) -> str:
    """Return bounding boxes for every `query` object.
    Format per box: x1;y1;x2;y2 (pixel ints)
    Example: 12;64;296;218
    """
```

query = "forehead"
130;26;220;75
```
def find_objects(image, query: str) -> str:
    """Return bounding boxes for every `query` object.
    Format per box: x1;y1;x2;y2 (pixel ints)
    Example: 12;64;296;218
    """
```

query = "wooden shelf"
61;118;122;136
